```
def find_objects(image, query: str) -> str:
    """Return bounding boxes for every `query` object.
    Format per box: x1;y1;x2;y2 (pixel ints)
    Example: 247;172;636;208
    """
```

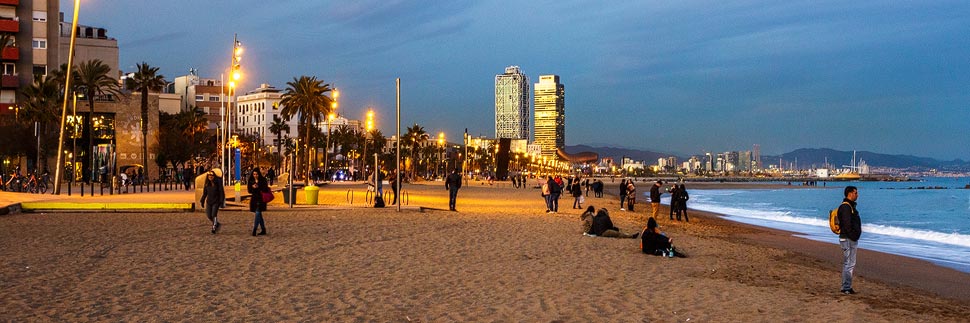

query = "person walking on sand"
200;171;225;234
838;186;861;295
445;168;462;211
571;177;584;209
248;169;269;236
542;176;552;212
650;181;663;218
619;179;628;211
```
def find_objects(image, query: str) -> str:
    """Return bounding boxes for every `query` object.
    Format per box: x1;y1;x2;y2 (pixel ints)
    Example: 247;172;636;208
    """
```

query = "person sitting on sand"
641;217;685;257
580;206;596;235
588;208;639;239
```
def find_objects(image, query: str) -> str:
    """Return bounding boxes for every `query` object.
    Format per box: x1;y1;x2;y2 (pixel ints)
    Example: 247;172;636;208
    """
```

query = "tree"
268;116;289;170
279;76;333;185
157;107;210;171
19;74;61;173
126;62;166;179
75;59;120;182
402;124;429;179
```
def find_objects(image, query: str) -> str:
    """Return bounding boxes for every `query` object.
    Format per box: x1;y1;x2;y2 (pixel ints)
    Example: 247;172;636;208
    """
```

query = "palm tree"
19;74;61;173
403;124;429;179
268;116;289;170
279;75;333;185
75;59;120;182
127;62;166;180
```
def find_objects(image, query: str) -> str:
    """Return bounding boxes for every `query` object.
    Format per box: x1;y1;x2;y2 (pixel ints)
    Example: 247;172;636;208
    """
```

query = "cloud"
120;31;191;50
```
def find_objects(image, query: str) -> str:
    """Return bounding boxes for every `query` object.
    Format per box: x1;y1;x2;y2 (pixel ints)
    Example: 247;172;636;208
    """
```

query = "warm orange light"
331;102;338;109
332;89;339;99
232;71;241;80
234;46;243;57
328;113;335;121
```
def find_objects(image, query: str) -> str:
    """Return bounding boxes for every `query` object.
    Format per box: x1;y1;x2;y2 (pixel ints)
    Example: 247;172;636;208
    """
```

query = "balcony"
1;46;17;60
2;74;18;88
0;18;17;33
0;0;19;6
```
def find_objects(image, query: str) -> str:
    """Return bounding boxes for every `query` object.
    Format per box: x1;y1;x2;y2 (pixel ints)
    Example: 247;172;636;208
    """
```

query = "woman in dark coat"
677;184;689;222
199;171;225;234
618;179;628;211
571;178;584;209
641;217;685;257
247;168;269;236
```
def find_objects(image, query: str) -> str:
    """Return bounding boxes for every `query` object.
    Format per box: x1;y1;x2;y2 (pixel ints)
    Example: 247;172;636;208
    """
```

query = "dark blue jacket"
838;198;861;241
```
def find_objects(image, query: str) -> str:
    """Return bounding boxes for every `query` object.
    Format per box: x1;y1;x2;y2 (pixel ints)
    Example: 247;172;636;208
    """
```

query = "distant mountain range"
565;145;970;170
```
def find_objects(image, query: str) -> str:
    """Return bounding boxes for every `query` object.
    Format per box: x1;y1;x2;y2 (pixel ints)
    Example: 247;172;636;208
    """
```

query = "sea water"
666;177;970;273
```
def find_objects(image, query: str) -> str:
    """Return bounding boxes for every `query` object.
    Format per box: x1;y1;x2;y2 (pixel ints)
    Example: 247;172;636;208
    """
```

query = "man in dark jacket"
650;181;663;219
445;169;462;211
590;208;638;239
837;186;861;295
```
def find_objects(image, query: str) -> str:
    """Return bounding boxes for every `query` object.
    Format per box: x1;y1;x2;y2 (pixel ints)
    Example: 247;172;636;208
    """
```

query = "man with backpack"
837;186;862;295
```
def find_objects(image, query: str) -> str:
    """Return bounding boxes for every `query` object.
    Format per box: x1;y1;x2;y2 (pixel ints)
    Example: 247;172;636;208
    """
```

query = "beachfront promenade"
1;181;968;321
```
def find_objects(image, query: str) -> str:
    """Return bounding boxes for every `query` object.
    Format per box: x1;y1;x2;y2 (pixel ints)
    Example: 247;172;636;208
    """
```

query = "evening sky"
63;0;970;160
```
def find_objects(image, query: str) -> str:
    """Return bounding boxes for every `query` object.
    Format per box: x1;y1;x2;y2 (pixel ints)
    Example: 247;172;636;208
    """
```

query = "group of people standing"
199;167;271;236
541;175;598;213
668;184;690;222
647;180;689;222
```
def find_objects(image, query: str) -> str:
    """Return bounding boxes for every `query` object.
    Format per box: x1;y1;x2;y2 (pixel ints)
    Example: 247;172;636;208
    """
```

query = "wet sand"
0;181;967;321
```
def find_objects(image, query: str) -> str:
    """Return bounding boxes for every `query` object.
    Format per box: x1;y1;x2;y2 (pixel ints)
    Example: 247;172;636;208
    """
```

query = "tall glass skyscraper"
534;75;564;158
494;66;530;139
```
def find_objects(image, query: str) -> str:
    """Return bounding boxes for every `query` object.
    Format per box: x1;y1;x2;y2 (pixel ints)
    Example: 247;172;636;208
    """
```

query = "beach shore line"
1;181;967;321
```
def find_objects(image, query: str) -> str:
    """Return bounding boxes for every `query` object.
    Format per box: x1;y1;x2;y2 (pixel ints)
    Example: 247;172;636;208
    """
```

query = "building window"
209;96;219;102
195;95;204;101
32;11;47;22
32;39;47;49
2;63;14;76
33;65;47;76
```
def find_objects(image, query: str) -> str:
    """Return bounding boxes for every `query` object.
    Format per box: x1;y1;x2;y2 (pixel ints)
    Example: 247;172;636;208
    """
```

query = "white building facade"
236;84;297;146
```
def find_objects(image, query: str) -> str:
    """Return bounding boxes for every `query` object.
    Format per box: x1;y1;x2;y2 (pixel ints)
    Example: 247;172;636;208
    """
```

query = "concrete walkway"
1;180;427;214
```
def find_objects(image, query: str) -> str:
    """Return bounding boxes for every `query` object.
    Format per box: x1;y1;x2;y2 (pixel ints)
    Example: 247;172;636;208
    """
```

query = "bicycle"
4;173;25;192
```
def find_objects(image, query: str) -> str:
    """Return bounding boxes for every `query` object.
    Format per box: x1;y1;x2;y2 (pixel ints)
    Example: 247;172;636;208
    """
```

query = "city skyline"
63;1;970;160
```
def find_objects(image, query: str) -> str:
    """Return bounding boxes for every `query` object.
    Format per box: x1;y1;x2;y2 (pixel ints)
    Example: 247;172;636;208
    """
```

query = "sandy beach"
1;180;968;322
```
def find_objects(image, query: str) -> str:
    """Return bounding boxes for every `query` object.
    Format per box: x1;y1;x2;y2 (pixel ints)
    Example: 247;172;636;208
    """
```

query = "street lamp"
437;132;444;179
362;109;374;177
324;111;335;181
223;35;243;184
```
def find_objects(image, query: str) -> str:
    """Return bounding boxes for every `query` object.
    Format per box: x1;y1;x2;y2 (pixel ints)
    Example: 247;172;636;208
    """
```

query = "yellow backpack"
829;202;851;234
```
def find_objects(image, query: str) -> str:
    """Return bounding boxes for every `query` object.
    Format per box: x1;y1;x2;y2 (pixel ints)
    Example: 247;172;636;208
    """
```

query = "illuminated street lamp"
437;132;445;179
324;111;335;181
223;35;243;184
362;109;374;175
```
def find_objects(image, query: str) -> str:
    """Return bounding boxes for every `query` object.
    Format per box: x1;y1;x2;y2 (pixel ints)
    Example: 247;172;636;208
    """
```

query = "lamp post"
362;109;374;177
52;0;80;194
324;87;337;181
437;132;444;179
224;34;243;184
324;111;335;181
